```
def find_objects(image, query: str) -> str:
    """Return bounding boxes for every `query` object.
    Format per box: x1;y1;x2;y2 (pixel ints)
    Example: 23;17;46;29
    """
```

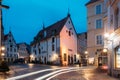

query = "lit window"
96;19;102;29
96;35;103;45
96;4;101;14
115;46;120;68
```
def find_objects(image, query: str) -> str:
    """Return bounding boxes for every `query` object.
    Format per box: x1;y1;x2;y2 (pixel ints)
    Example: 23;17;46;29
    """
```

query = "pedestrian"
79;61;81;67
77;60;81;67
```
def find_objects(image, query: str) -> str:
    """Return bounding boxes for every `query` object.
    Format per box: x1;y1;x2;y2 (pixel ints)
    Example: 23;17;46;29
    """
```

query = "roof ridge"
31;16;69;45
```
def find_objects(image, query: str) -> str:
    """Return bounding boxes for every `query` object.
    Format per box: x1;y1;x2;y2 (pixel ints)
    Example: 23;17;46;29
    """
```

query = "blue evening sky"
2;0;89;44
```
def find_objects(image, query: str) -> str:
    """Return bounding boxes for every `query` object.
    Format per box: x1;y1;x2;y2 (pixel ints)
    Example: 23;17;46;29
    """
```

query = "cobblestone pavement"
0;64;119;80
51;68;119;80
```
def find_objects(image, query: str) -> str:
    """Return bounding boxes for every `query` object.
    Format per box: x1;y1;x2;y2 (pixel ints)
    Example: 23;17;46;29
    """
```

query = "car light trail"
46;69;80;80
6;67;65;80
34;67;79;80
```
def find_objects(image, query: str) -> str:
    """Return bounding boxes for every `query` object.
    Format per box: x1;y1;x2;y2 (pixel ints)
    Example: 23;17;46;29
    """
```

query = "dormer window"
68;21;71;24
52;29;57;35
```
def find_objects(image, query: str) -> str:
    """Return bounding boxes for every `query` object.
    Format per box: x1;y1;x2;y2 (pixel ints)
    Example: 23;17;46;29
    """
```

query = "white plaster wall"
60;17;78;65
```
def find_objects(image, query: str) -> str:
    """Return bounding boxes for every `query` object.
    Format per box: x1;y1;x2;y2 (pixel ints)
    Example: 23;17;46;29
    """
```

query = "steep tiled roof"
31;15;69;45
4;31;16;44
86;0;99;6
4;34;8;41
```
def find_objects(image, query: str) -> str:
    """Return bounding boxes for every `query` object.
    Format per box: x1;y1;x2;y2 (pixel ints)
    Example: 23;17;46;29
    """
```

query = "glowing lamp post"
85;51;88;55
0;46;5;62
103;48;108;53
84;51;88;66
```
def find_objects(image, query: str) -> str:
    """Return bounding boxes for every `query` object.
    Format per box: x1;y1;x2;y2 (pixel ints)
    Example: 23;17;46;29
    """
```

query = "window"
7;48;9;51
68;21;70;24
10;54;12;57
115;46;120;68
14;54;16;57
9;40;11;42
52;29;56;35
14;48;16;52
96;19;102;29
96;35;103;45
10;48;12;52
64;53;67;61
34;50;36;55
10;45;12;47
44;31;47;37
96;4;101;14
7;54;9;57
114;7;119;30
69;31;71;36
52;44;54;51
38;48;41;54
52;37;55;43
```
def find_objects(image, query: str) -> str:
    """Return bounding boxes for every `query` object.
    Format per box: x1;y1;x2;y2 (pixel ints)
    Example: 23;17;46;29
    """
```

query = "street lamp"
103;48;108;53
1;46;5;51
85;51;88;55
1;53;5;56
0;46;5;62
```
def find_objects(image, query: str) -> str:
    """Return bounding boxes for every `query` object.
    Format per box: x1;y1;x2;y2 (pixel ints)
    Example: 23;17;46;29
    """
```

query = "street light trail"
6;67;67;80
46;69;80;80
34;67;79;80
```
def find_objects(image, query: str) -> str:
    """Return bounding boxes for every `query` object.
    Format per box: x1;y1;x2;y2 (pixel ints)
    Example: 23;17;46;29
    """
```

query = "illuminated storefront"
115;46;120;68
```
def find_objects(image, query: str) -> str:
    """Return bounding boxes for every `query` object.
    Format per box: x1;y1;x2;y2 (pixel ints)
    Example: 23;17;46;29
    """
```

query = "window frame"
96;34;103;45
95;19;102;29
95;4;102;14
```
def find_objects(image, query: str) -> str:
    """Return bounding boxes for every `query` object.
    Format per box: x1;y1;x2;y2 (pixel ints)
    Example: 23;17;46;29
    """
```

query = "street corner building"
86;0;120;78
30;14;79;66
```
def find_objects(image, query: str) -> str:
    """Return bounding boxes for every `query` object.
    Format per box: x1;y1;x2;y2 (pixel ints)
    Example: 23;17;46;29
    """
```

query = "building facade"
86;0;107;65
17;43;30;63
4;31;18;63
77;32;87;64
30;15;79;66
104;0;120;78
